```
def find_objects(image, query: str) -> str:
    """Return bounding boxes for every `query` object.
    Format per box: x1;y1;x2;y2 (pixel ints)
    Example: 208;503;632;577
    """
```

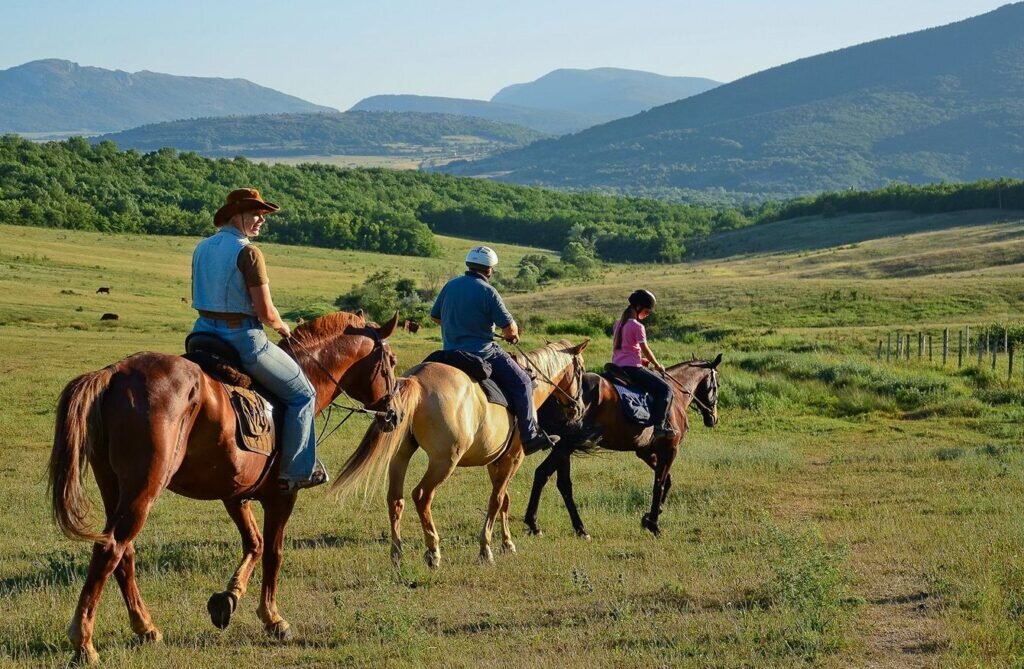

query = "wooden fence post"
942;328;948;366
958;329;964;368
877;340;883;361
887;332;892;363
918;332;924;359
906;334;911;361
978;330;985;366
1010;344;1015;381
928;333;933;362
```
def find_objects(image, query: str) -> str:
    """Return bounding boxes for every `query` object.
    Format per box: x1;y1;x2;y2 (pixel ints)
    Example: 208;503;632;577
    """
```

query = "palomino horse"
332;339;588;568
48;311;399;665
526;355;721;538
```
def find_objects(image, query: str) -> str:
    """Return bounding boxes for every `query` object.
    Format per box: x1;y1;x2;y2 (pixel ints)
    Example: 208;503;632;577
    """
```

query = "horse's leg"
412;457;458;569
387;438;417;566
68;487;159;665
256;492;297;640
642;447;676;536
524;448;561;536
482;448;524;563
208;500;262;630
554;453;590;540
662;473;673;511
93;460;161;648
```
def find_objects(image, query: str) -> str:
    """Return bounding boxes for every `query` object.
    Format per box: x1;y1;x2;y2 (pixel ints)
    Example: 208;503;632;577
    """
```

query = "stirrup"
278;459;330;493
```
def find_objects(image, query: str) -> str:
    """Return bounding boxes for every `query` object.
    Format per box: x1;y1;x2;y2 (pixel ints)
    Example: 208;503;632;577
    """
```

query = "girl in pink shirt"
610;290;677;439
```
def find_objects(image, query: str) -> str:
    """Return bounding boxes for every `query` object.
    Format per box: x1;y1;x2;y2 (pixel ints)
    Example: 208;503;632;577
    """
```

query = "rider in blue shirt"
431;246;558;454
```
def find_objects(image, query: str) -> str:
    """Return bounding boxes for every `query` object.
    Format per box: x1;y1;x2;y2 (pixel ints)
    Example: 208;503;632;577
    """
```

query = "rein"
508;339;585;421
287;332;399;445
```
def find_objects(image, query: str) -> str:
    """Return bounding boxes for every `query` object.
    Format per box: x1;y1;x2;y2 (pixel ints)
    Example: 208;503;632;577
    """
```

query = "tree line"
1;136;1021;261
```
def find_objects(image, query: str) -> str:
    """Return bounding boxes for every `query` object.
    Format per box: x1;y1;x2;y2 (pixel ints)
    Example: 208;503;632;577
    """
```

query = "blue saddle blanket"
611;383;655;426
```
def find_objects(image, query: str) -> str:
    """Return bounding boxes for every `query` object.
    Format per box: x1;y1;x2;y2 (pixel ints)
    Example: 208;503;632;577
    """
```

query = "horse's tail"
331;378;421;501
48;367;114;542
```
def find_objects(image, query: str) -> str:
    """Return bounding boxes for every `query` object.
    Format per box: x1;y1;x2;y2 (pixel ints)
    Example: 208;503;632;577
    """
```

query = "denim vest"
191;226;256;316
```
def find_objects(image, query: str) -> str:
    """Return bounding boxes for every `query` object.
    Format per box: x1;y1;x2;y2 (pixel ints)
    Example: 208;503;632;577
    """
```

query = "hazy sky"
0;0;1009;110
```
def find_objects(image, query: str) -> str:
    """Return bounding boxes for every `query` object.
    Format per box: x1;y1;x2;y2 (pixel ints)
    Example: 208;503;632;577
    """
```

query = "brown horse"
48;310;399;665
332;339;588;568
526;355;721;538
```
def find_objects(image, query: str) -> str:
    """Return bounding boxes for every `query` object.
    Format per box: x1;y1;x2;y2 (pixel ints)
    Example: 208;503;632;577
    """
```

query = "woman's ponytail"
613;305;637;351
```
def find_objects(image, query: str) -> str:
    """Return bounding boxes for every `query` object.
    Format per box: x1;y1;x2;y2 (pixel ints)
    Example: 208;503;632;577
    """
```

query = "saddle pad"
423;351;509;408
228;385;275;456
610;382;655;426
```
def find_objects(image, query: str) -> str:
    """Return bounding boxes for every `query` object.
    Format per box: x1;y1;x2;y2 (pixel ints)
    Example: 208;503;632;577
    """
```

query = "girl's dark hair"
613;304;638;351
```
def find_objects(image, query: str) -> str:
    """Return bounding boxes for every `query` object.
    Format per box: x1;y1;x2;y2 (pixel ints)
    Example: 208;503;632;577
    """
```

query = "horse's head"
547;338;590;428
342;311;400;411
692;353;722;427
285;310;399;416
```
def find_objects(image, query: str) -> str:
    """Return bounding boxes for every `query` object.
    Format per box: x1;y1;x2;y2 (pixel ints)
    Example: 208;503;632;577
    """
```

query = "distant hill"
444;4;1024;198
350;95;591;135
97;111;546;158
0;59;334;134
491;68;720;124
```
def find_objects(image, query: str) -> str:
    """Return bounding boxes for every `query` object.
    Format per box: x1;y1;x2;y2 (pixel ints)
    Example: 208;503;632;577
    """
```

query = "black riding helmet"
628;289;657;311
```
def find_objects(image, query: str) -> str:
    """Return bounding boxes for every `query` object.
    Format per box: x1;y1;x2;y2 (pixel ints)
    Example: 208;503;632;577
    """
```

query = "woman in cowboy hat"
610;289;677;440
190;188;327;491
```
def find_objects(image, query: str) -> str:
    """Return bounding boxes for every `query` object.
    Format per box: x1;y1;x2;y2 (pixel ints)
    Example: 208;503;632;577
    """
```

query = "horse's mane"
288;312;367;349
516;339;577;375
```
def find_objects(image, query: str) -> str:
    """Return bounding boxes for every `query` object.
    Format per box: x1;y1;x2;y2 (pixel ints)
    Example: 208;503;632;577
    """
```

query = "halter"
510;340;586;424
288;329;400;445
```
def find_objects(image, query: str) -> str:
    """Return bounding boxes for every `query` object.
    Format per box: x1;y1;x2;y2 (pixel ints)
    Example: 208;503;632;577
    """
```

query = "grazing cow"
96;287;111;294
100;313;119;321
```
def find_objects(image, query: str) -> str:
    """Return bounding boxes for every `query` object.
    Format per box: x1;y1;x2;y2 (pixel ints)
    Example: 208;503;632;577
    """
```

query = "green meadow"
1;211;1023;668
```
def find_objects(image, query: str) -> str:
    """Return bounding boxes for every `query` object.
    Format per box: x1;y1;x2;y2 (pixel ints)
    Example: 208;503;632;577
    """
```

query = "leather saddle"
422;350;510;408
184;332;279;456
600;363;655;426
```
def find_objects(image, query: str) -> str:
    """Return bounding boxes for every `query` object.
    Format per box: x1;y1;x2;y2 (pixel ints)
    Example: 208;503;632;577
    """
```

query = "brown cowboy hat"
214;188;280;226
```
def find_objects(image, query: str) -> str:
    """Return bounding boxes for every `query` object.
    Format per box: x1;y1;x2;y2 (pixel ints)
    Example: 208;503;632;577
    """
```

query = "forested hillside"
445;3;1024;198
98;111;546;157
0;136;730;261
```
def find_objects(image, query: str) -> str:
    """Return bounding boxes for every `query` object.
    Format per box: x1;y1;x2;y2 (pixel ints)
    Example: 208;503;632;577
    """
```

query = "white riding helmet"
466;245;499;267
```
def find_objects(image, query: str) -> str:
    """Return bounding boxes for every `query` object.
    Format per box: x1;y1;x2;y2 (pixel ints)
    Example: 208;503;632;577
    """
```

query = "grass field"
1;212;1023;668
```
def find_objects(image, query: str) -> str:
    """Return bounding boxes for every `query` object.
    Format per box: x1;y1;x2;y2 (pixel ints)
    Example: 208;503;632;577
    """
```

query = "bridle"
510;340;586;425
657;364;718;417
288;329;400;445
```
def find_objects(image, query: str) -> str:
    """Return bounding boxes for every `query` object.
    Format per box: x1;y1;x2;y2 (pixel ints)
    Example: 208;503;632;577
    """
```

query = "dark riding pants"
618;366;673;428
479;344;539;440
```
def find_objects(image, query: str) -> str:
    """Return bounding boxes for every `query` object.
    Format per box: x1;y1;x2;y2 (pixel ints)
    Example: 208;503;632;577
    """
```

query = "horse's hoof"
501;542;517;555
70;646;99;666
576;530;592;541
525;522;543;537
137;628;163;645
479;547;495;565
266;620;293;641
424;549;441;570
207;591;237;630
641;514;661;537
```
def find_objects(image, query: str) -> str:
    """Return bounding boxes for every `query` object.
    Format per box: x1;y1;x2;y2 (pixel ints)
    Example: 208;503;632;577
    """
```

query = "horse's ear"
354;308;365;320
377;311;400;340
570;338;590;355
711;353;722;369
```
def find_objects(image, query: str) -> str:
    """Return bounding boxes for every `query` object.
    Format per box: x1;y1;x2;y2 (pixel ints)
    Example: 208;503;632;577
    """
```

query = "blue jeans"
192;317;318;481
479;344;539;441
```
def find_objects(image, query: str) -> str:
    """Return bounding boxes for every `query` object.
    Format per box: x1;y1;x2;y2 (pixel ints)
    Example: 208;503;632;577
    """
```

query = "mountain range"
0;59;333;134
351;68;721;134
442;3;1024;198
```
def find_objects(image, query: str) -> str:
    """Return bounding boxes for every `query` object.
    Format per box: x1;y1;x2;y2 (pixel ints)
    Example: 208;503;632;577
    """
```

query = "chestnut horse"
48;311;399;665
332;339;588;568
526;355;721;538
